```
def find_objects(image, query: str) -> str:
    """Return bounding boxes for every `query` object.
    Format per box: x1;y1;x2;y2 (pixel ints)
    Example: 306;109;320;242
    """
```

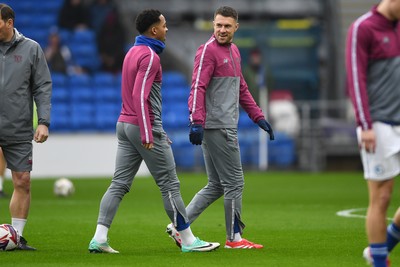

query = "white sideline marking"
336;208;392;220
336;208;367;219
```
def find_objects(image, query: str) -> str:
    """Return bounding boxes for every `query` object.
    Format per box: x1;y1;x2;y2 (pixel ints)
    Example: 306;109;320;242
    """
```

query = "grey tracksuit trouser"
186;128;245;241
97;122;188;228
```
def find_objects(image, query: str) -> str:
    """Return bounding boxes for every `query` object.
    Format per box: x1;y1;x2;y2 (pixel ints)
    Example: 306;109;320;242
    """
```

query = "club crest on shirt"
382;36;390;44
14;55;22;63
374;164;384;176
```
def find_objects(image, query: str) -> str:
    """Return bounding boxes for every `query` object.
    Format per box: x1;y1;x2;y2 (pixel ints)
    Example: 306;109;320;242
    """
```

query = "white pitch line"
336;208;393;220
336;208;367;219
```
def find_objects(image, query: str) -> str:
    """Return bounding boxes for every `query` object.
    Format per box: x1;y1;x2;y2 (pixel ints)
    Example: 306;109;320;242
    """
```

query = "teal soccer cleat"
88;239;119;254
181;237;220;252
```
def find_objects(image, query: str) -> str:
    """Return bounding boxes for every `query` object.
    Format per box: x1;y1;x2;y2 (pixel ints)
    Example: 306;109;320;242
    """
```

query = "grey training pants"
186;128;245;241
97;122;188;228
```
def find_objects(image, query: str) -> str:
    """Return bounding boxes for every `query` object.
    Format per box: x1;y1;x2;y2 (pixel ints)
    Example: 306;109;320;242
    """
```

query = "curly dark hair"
135;9;162;34
214;6;238;21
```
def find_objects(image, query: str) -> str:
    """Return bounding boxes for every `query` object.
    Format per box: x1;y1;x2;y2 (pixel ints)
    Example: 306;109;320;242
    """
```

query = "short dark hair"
0;3;15;23
214;6;238;22
135;9;162;34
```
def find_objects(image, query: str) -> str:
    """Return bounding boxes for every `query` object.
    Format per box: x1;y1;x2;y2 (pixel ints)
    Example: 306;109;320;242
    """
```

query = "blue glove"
189;124;204;145
257;119;274;140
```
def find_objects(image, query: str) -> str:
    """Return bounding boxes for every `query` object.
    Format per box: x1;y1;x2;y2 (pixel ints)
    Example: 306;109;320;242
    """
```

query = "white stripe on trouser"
230;199;235;241
169;191;177;227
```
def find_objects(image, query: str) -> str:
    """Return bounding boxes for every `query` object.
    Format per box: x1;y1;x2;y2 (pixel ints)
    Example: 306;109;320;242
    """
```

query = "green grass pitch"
1;171;399;266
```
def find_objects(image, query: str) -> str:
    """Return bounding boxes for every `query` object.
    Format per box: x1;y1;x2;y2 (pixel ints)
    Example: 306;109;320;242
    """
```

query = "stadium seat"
238;129;258;166
163;71;189;87
30;13;57;28
51;73;68;87
22;27;48;47
71;103;96;130
50;103;70;131
52;86;69;104
93;72;116;88
69;74;92;87
71;86;93;103
163;103;189;129
268;132;296;167
13;13;31;29
69;43;100;72
71;29;96;44
95;86;121;103
168;130;196;169
33;0;63;13
238;110;255;128
95;103;120;131
7;0;33;14
58;29;72;44
162;85;190;104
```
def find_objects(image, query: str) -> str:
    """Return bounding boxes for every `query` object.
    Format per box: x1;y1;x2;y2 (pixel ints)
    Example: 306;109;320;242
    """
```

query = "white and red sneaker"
166;223;182;248
225;238;263;249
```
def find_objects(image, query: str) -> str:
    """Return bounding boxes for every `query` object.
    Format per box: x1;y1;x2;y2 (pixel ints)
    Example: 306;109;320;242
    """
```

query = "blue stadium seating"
268;132;296;167
50;103;70;132
95;103;120;131
51;73;68;87
162;86;189;104
35;0;63;13
163;103;189;129
70;29;96;44
93;72;116;88
238;110;255;128
163;71;189;87
52;86;69;104
69;43;100;72
168;130;197;169
71;86;93;103
71;103;96;130
30;14;57;28
95;86;121;103
69;74;91;87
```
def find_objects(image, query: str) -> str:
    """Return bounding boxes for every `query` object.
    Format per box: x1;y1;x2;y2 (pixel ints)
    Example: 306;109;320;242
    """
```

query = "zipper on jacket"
228;46;237;76
1;54;4;95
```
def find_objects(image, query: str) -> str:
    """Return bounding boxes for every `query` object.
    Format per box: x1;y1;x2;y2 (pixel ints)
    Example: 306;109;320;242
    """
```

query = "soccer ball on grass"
54;177;75;197
0;224;20;251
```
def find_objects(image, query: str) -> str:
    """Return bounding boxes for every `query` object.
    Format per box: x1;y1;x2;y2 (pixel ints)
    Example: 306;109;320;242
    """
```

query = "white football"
54;178;75;197
0;224;20;251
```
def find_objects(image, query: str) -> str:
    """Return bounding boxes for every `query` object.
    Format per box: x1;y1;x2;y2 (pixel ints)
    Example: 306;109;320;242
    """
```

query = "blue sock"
387;222;400;252
370;243;388;267
175;213;190;231
234;217;240;234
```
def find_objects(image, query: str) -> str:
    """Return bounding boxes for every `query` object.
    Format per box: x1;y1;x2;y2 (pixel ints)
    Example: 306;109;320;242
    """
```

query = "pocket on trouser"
224;128;239;151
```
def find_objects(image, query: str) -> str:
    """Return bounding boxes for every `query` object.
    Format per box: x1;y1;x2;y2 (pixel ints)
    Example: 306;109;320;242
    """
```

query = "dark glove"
257;119;275;140
189;124;204;145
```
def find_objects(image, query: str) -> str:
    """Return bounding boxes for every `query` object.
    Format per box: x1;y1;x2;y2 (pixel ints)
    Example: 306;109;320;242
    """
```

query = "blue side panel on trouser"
186;128;245;240
97;122;188;228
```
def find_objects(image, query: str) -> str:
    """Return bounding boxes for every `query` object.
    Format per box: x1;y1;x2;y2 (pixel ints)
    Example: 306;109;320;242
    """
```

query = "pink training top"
346;5;400;129
118;45;162;144
189;35;265;129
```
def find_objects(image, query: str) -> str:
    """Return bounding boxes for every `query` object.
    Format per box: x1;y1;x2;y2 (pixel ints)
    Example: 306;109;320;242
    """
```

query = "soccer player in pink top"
88;9;219;253
346;0;400;266
166;6;274;249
